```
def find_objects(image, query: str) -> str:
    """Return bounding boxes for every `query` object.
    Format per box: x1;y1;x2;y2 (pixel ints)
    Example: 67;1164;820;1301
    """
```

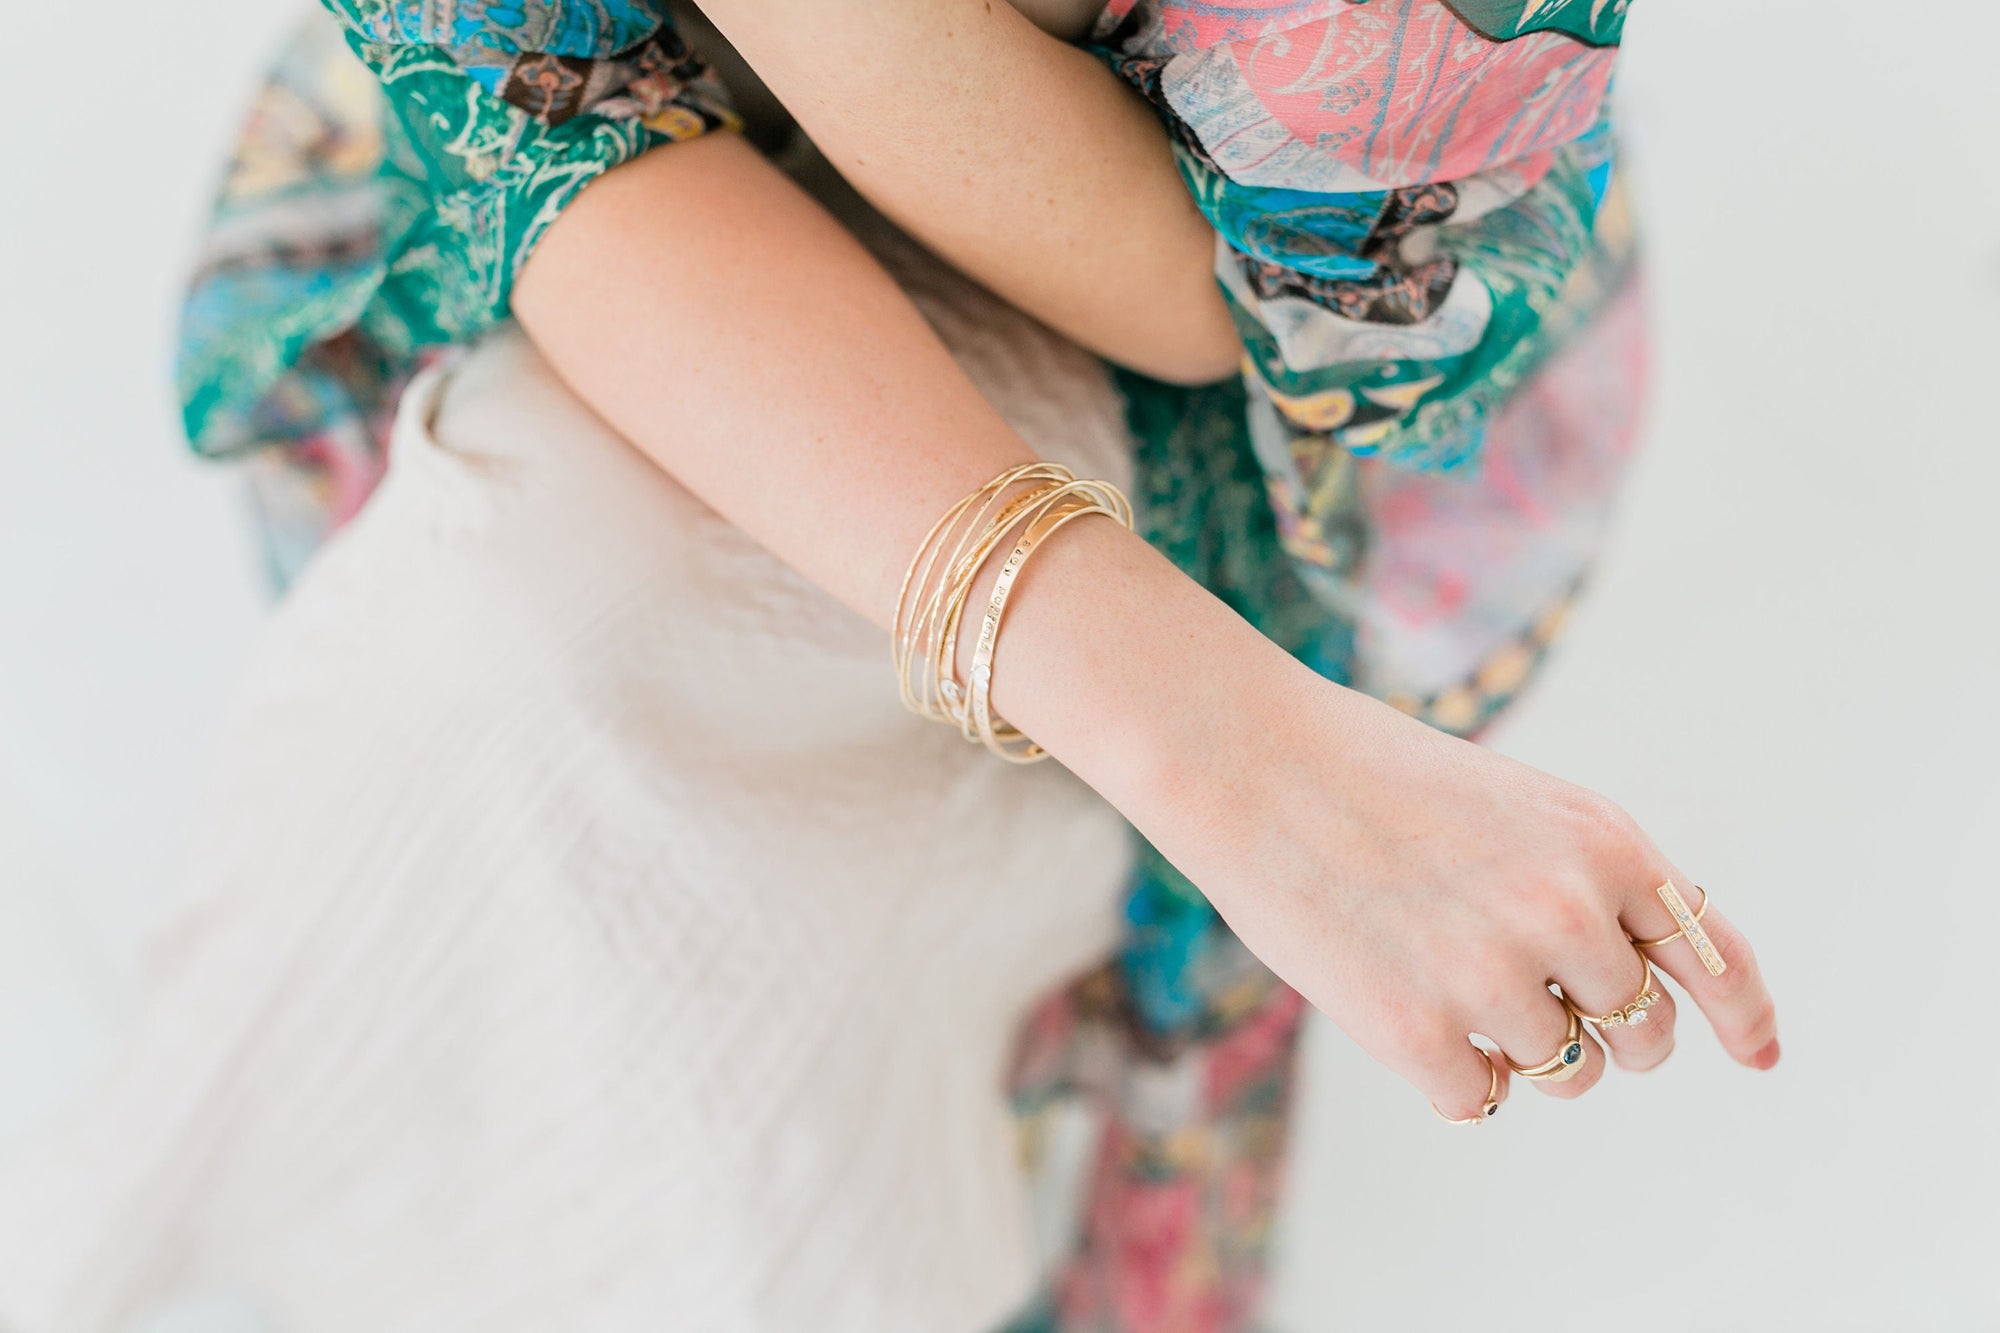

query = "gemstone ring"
1506;1009;1589;1083
1565;949;1662;1030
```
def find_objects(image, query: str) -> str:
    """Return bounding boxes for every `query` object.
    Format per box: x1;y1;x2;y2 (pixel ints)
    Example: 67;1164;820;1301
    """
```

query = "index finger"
1621;878;1780;1070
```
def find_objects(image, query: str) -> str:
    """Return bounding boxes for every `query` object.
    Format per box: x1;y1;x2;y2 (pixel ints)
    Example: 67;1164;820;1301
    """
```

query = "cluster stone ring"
1505;1009;1588;1083
1430;1050;1502;1125
1565;950;1661;1030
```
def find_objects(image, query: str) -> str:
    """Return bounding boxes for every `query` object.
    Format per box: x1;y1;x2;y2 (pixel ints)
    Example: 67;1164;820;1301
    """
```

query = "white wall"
1;2;1995;1329
0;3;287;972
1270;6;2000;1328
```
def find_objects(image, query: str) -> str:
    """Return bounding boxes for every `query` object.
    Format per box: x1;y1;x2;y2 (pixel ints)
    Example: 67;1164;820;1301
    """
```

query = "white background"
2;2;1997;1329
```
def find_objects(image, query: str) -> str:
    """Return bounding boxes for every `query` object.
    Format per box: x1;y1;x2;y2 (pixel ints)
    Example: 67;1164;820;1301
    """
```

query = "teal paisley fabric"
178;2;736;467
1446;0;1626;43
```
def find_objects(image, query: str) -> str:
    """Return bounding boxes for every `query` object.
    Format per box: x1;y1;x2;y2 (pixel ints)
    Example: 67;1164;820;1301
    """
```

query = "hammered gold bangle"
967;482;1132;762
921;480;1070;730
892;463;1070;724
892;462;1058;709
923;481;1074;745
891;463;1134;762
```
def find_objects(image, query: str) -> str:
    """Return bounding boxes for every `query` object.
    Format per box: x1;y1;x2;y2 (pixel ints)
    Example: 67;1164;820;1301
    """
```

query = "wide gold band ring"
1505;1009;1588;1083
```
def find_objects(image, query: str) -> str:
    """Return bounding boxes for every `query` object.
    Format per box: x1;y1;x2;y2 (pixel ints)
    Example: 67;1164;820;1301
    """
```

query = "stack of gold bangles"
893;462;1133;762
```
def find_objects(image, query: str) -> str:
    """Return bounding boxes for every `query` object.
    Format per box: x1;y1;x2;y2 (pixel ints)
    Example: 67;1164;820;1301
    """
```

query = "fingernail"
1752;1037;1781;1070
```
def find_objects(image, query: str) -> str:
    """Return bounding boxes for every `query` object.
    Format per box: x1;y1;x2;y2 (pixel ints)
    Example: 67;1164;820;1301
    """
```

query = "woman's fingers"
1621;878;1780;1070
1552;933;1679;1073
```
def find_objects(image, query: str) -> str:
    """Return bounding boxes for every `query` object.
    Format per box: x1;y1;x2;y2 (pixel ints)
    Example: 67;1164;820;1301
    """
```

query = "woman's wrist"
979;511;1337;820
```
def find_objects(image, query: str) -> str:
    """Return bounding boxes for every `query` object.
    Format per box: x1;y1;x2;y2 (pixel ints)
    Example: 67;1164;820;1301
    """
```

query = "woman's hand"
989;519;1782;1120
1186;679;1779;1118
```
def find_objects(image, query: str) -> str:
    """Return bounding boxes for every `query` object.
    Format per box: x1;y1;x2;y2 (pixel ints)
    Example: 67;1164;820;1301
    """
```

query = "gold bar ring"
1644;879;1727;977
1631;882;1708;948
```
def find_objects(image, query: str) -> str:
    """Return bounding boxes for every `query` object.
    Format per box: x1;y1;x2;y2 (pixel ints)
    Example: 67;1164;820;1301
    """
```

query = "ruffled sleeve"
177;1;739;465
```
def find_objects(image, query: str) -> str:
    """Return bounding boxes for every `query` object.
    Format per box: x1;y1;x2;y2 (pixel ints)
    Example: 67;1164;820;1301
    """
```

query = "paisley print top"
176;4;1646;1328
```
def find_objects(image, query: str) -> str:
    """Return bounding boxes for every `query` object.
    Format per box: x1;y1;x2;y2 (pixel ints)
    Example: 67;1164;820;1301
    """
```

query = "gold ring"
1563;949;1661;1029
1430;1050;1501;1125
1631;882;1708;948
1639;879;1727;977
1505;1009;1588;1083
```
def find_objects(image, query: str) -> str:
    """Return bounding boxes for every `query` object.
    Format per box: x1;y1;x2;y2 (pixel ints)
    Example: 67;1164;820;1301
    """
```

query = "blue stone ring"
1505;1009;1590;1083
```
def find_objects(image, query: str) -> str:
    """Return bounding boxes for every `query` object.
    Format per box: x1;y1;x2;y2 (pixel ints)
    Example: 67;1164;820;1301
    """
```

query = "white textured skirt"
0;164;1140;1332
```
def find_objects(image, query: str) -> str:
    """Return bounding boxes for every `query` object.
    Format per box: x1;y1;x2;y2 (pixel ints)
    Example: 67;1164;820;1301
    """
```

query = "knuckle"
1564;788;1639;846
1707;957;1752;1000
1561;790;1653;876
1709;918;1758;972
1373;997;1451;1054
1531;881;1602;945
1705;939;1761;1001
1462;959;1520;1016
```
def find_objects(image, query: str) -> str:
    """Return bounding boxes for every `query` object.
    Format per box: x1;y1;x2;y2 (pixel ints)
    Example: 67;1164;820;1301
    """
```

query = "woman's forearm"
512;132;1303;802
692;0;1240;385
511;122;1786;1113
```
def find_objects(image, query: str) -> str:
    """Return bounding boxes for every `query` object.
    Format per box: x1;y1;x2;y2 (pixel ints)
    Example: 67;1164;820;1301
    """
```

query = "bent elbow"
1105;295;1242;387
1118;334;1242;388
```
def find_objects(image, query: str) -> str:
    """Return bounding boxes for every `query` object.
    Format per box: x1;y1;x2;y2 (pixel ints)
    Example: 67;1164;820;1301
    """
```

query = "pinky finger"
1425;1040;1511;1125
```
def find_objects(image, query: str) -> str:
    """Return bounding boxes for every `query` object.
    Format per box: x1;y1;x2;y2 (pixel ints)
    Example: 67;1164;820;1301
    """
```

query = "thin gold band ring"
1431;1050;1502;1125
